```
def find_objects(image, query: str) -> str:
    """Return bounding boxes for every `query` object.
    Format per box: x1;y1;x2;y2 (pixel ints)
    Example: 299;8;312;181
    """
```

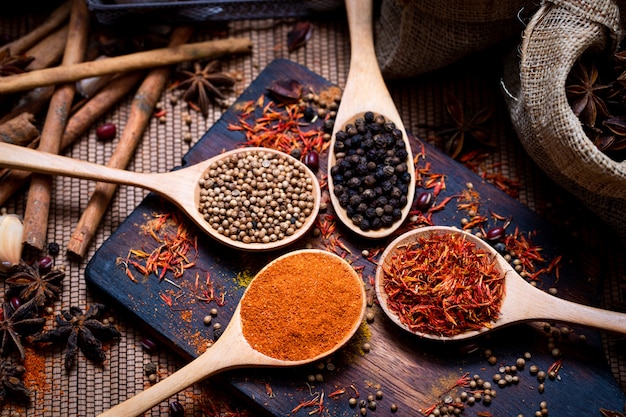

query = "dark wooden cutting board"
85;59;626;416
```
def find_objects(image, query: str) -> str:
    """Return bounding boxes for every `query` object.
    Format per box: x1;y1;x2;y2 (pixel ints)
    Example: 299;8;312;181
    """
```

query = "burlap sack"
503;0;626;243
375;0;538;79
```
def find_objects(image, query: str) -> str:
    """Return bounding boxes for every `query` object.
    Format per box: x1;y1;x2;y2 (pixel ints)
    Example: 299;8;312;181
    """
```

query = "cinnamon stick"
22;0;89;251
67;26;195;258
25;24;69;71
0;25;70;126
0;1;71;55
0;113;39;146
0;71;145;206
0;37;252;95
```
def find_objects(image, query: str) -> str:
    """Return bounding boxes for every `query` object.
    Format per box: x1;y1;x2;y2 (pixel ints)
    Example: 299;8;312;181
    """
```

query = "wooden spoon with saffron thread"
97;249;365;417
0;142;320;251
327;0;416;239
375;225;626;341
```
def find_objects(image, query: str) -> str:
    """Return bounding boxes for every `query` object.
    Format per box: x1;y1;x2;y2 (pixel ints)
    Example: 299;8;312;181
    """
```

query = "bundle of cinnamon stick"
0;0;252;256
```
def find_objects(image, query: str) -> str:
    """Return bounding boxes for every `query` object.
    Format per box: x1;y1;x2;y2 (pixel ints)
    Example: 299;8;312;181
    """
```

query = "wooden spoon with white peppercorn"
327;0;416;239
0;143;320;251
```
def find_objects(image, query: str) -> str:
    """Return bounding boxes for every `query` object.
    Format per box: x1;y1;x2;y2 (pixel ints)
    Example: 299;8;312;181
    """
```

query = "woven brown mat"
1;3;624;416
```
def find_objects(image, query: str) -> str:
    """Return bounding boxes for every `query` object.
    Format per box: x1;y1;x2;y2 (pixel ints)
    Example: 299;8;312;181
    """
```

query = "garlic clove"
0;214;24;272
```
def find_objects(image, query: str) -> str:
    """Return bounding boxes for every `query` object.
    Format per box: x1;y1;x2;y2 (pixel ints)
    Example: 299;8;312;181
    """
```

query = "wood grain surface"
85;59;626;417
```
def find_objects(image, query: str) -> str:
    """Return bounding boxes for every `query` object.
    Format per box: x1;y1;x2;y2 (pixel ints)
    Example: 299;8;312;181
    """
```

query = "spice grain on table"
0;1;625;416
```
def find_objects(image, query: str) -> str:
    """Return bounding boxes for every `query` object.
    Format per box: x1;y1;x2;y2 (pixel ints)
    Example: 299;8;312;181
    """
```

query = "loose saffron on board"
240;251;363;361
381;232;505;337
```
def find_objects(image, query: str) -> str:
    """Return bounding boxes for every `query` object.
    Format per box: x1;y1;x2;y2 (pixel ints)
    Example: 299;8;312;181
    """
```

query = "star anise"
437;92;495;159
5;260;64;307
565;60;611;127
0;48;34;76
176;60;235;117
0;299;45;361
0;359;31;404
31;304;120;371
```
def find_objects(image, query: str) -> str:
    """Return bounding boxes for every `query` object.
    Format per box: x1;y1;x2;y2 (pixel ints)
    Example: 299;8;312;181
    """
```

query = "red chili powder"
240;251;364;361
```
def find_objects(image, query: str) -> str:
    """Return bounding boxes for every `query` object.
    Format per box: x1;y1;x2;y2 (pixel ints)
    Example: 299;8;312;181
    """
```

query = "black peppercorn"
349;194;362;206
303;106;316;122
351;214;364;226
359;219;371;231
323;119;334;132
330;111;411;231
47;242;60;256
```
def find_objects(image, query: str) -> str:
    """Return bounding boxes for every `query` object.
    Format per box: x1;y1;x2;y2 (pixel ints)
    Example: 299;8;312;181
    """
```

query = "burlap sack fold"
375;0;537;79
503;0;626;243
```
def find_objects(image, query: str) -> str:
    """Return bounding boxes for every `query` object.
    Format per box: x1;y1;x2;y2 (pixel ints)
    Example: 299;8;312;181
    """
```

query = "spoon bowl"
327;0;416;239
98;249;366;416
375;225;626;341
0;143;320;251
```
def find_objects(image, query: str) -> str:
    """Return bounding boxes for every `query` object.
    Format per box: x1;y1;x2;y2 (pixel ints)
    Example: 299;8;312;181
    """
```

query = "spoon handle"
338;0;402;123
538;291;626;334
512;275;626;334
0;142;165;192
97;339;232;417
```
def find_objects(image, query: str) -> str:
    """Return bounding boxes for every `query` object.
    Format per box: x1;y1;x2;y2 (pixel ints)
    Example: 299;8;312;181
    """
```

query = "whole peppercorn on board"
85;59;626;416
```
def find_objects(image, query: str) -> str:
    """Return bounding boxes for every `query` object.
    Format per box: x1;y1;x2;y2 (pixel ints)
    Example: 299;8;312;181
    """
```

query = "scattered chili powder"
240;251;364;361
380;231;505;337
23;347;49;401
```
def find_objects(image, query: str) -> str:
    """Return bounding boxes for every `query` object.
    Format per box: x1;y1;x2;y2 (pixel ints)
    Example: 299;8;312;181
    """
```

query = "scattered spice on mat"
31;304;120;370
380;231;504;337
240;251;363;361
0;299;45;360
5;258;64;307
420;92;495;160
175;59;235;117
23;346;49;401
0;359;31;404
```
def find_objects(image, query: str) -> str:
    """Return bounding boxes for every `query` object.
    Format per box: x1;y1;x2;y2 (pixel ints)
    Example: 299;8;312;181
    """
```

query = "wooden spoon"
327;0;416;239
375;225;626;341
98;249;365;416
0;142;320;251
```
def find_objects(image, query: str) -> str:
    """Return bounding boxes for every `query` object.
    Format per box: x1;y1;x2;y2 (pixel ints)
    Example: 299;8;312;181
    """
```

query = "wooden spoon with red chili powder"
376;225;626;341
98;250;366;417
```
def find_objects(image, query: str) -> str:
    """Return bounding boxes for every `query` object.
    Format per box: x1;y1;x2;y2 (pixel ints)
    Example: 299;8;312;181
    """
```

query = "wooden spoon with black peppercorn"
0;143;320;251
327;0;416;239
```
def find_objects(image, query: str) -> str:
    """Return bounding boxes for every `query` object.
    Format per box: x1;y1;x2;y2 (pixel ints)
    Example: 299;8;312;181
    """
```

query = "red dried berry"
415;192;433;212
38;255;53;273
304;151;319;171
485;226;505;242
9;296;21;310
141;337;158;352
96;123;116;141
